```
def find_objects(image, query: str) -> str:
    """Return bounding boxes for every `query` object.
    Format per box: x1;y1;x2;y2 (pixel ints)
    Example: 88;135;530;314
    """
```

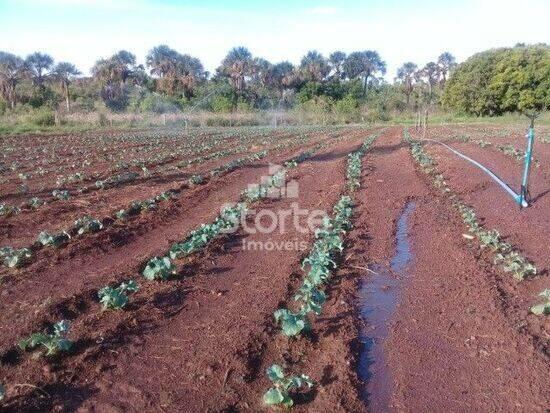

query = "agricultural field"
0;123;548;412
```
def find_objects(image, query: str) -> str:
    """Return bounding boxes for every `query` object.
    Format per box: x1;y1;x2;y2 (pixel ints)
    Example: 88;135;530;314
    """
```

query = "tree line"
0;44;547;119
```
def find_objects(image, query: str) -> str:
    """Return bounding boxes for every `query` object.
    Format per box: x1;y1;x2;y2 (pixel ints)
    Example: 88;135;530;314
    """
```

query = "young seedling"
27;197;44;209
19;320;73;356
263;364;314;408
1;247;32;268
98;280;139;310
530;289;550;316
52;189;70;200
294;285;326;315
273;308;310;337
142;256;176;280
37;231;71;248
74;216;103;235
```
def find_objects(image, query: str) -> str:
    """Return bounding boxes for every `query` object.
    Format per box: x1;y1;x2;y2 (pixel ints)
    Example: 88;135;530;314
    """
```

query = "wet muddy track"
0;126;548;412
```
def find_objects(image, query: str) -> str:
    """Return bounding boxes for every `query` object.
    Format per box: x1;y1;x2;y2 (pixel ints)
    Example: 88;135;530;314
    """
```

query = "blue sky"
1;0;548;79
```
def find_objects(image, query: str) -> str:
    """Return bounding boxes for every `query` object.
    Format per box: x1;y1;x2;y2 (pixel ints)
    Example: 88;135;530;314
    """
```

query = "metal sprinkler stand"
518;116;537;209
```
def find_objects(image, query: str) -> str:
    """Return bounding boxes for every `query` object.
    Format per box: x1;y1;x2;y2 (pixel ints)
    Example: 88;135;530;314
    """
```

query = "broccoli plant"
52;189;70;200
37;231;71;247
19;320;73;356
74;216;103;235
263;364;314;408
189;175;204;186
294;285;326;315
530;289;550;316
98;280;139;310
27;197;44;209
142;256;176;280
273;308;310;337
1;247;32;268
0;203;21;217
494;251;536;280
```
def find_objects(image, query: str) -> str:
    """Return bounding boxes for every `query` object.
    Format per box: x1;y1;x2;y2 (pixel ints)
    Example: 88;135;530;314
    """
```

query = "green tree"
343;50;386;96
0;51;25;108
146;45;205;99
395;62;417;105
52;62;80;111
299;51;330;82
217;47;255;97
437;52;456;86
92;50;138;111
25;52;54;88
329;51;346;79
442;44;549;116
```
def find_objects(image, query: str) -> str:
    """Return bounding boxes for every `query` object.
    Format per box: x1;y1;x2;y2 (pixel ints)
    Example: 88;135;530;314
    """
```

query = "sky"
1;0;549;80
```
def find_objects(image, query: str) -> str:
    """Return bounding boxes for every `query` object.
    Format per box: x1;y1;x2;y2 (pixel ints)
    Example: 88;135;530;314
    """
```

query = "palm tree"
146;45;205;98
217;47;254;96
396;62;418;105
344;50;386;96
91;50;137;109
418;62;440;103
0;51;25;108
329;51;346;79
252;57;272;88
146;45;180;78
25;52;54;88
299;50;330;82
52;62;80;111
437;52;456;86
268;61;295;98
175;54;206;99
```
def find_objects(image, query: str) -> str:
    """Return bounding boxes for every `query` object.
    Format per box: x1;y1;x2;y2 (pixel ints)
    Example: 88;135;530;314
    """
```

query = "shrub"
211;95;234;113
26;107;55;126
139;93;180;114
334;95;360;122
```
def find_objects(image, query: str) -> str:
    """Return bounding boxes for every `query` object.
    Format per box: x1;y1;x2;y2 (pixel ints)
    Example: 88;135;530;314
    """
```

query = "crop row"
0;140;333;405
0;146;276;269
0;129;324;218
404;129;546;316
264;135;377;408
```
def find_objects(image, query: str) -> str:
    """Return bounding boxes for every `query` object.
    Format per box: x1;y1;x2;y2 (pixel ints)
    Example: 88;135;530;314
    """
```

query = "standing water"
357;201;416;412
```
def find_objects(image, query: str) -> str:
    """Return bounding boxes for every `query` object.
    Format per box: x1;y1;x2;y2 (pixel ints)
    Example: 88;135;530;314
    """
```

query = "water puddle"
357;201;416;412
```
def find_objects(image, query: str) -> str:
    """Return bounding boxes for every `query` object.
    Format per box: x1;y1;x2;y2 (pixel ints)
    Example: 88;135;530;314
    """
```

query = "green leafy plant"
0;247;32;268
189;175;204;186
52;189;70;200
294;285;326;315
494;251;536;280
98;280;139;310
74;216;103;234
19;320;73;356
273;308;310;337
263;364;314;408
346;152;362;190
0;203;21;217
142;256;176;280
37;231;71;247
27;197;45;209
530;289;550;316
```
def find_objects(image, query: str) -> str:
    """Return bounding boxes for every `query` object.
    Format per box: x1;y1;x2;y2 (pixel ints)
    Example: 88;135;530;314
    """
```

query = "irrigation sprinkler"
518;115;538;208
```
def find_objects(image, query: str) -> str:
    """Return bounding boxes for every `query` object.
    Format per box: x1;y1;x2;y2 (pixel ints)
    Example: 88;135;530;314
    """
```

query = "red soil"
0;125;548;412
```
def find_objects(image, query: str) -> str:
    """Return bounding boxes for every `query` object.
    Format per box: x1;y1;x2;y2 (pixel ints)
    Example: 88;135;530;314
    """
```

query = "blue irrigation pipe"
421;138;529;208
